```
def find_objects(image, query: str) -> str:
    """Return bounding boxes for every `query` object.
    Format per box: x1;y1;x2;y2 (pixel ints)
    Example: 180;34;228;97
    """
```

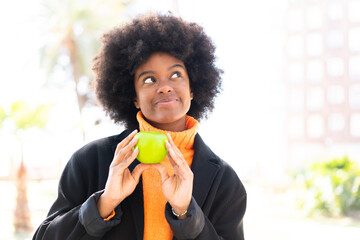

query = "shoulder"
193;133;246;194
68;129;133;167
74;129;132;158
59;130;134;189
193;133;238;173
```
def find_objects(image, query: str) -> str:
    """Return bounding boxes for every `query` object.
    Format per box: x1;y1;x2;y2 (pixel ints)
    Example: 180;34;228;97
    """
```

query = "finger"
115;129;138;155
167;148;193;179
167;147;187;168
166;134;183;159
167;153;177;168
165;140;188;170
119;146;139;169
166;133;177;151
166;133;175;145
151;163;170;184
165;134;191;177
131;163;151;183
165;141;177;166
118;136;138;157
112;137;138;166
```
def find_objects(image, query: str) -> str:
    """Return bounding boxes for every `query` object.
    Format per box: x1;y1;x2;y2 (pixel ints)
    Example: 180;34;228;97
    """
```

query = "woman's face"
134;52;193;131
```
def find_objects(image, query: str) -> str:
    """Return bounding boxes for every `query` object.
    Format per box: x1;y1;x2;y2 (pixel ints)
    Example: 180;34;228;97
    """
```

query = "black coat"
33;129;247;239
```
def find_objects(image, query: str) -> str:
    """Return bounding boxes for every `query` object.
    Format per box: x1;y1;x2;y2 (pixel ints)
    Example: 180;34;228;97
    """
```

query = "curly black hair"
93;12;223;129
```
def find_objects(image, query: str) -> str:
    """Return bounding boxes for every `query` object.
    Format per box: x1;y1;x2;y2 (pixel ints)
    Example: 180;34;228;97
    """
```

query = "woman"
33;13;246;239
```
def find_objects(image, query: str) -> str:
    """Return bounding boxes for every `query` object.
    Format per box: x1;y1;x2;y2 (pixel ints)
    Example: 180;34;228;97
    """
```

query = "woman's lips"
155;98;178;106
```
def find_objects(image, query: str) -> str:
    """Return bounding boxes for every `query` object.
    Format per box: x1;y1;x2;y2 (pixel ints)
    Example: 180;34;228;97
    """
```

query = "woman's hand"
97;130;150;218
152;133;193;219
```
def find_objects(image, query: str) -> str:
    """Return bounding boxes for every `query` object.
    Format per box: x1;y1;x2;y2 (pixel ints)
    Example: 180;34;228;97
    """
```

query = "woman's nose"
157;80;173;94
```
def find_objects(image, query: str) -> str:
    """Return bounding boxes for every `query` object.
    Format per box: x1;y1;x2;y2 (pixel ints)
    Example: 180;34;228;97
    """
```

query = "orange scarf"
137;111;199;240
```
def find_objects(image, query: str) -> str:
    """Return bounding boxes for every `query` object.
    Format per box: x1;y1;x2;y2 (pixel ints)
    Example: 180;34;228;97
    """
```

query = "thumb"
151;163;170;184
131;163;151;183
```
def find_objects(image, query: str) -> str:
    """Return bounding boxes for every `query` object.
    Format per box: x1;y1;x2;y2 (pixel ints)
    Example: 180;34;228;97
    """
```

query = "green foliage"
7;101;52;131
295;156;360;217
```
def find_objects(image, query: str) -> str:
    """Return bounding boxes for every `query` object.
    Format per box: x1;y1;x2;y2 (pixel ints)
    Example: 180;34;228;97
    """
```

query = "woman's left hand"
152;133;193;219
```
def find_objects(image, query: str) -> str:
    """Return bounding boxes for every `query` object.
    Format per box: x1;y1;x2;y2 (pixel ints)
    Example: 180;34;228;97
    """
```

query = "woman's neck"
146;117;186;132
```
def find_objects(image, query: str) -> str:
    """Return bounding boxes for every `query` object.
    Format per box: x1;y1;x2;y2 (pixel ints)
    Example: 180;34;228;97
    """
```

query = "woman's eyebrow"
168;64;185;70
137;64;185;80
137;71;155;80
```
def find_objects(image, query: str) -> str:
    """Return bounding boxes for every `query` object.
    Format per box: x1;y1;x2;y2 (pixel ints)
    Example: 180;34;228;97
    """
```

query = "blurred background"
1;0;360;239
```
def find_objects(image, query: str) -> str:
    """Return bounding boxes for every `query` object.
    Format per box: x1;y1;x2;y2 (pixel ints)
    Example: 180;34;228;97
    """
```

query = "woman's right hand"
97;129;150;218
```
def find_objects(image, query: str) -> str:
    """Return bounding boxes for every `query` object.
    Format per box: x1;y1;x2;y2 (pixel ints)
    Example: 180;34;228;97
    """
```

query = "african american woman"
33;13;247;240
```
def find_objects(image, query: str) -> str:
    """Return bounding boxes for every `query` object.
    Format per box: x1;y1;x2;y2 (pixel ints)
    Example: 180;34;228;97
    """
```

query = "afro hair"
93;12;223;129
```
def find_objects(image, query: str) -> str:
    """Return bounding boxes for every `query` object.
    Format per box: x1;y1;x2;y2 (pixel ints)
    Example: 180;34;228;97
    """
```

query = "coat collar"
115;130;220;239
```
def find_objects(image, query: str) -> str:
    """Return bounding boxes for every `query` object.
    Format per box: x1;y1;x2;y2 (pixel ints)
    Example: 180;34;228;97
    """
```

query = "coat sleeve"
32;153;122;240
166;163;247;240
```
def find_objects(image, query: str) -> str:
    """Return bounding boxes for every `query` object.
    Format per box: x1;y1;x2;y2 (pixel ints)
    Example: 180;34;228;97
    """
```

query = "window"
307;33;323;56
349;28;360;52
328;113;345;131
307;87;324;110
349;56;360;80
327;85;345;104
307;59;323;83
350;113;360;137
306;6;323;29
326;30;344;49
327;57;344;77
307;115;324;138
327;3;343;21
348;1;360;22
349;84;360;109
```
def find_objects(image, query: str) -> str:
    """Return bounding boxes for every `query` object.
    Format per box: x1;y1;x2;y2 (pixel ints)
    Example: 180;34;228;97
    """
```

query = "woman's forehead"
135;52;185;74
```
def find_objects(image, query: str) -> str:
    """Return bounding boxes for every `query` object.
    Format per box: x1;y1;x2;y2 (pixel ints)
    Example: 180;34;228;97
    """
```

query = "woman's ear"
134;98;140;109
190;91;194;100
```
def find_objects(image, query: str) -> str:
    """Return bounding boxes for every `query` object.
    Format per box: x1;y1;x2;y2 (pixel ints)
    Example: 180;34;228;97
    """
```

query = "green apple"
134;131;168;164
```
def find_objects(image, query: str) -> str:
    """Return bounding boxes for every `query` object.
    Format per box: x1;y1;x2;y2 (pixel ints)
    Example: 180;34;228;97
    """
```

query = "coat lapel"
128;160;145;240
191;134;221;208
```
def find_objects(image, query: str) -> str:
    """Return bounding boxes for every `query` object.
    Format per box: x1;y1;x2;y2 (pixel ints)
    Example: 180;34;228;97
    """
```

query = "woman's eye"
171;72;181;79
144;77;155;84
